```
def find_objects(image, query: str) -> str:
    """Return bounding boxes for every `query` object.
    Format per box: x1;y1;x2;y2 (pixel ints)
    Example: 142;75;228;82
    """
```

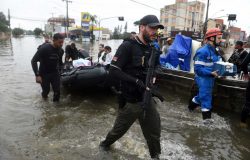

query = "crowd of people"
30;14;250;159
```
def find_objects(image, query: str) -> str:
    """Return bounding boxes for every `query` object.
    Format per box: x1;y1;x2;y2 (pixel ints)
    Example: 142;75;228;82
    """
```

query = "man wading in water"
100;15;164;159
31;33;64;102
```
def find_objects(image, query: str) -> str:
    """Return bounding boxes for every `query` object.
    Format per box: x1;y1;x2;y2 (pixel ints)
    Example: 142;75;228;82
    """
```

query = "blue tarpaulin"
160;34;192;71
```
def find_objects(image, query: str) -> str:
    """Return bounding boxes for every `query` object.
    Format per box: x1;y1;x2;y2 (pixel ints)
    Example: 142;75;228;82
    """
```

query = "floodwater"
0;36;250;160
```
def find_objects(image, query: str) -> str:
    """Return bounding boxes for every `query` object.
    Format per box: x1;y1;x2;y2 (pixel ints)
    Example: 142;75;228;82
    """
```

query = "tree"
112;27;120;39
0;12;10;32
124;22;127;33
25;30;34;35
90;15;97;41
120;25;122;33
133;20;140;26
33;28;43;36
12;28;24;36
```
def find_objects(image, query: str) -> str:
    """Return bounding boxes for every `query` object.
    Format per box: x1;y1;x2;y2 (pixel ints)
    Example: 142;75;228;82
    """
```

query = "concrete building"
207;19;224;30
160;0;205;36
45;16;75;34
229;26;241;41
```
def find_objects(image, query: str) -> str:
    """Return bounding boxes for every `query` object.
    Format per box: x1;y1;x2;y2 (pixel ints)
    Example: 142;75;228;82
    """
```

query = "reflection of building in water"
45;15;75;34
160;0;205;36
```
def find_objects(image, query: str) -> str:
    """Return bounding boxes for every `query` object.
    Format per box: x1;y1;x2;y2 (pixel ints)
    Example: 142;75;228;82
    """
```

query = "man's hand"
36;76;42;84
211;70;219;77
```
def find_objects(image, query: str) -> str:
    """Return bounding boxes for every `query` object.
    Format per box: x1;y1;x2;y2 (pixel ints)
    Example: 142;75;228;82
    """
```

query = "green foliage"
124;22;127;33
122;32;131;39
133;20;140;26
90;15;97;41
12;28;24;36
111;25;131;40
33;28;43;36
112;27;120;39
0;12;10;32
25;30;34;35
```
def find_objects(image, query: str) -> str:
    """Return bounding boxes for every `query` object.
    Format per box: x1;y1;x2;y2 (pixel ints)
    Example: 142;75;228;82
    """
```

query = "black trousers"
102;98;161;158
41;72;60;102
241;80;250;123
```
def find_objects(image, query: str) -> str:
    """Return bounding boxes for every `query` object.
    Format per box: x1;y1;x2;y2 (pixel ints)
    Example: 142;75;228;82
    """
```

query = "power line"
128;0;197;20
129;0;159;11
11;16;47;22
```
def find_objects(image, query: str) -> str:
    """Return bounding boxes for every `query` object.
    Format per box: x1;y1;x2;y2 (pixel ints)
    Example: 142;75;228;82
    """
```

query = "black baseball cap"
140;15;164;29
236;40;243;46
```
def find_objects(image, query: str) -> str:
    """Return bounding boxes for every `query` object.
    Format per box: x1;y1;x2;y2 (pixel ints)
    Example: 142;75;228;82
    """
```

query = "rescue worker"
99;15;164;159
65;42;79;62
228;40;249;80
31;33;64;102
161;37;172;55
188;28;223;122
241;78;250;128
238;44;250;127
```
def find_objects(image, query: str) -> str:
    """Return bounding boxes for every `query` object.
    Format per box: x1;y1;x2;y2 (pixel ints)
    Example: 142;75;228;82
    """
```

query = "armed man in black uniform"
31;33;64;102
100;15;164;159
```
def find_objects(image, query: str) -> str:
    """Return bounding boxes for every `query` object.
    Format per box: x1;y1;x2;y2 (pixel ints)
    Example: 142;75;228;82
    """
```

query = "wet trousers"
241;80;250;123
101;98;161;158
193;76;214;111
41;72;60;102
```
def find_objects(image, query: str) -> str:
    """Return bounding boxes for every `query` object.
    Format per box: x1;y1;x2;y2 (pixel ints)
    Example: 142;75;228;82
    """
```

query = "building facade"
45;16;75;34
229;26;241;41
160;0;205;36
207;19;224;30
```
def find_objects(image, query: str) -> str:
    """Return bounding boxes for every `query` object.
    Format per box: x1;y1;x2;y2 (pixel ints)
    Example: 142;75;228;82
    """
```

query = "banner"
81;12;91;22
81;12;91;32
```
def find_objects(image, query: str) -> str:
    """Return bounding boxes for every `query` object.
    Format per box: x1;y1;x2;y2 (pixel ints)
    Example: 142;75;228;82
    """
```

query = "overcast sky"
1;0;250;34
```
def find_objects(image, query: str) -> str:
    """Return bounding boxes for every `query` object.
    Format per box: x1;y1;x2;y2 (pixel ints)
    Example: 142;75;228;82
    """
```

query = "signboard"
228;14;236;21
81;12;91;22
81;12;91;37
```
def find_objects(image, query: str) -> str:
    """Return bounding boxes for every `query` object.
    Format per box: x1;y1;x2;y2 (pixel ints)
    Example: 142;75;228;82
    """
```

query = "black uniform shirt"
65;45;78;60
110;37;159;102
31;43;63;76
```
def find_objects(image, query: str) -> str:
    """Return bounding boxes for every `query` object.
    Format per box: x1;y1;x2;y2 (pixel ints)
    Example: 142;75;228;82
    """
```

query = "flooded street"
0;36;250;160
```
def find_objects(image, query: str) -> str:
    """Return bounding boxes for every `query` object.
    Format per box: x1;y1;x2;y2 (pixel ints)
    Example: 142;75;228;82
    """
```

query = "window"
165;18;168;23
172;18;176;23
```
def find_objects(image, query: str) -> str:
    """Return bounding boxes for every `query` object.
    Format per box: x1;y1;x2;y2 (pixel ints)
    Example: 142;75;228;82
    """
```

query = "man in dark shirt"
31;33;64;102
228;40;249;80
100;15;163;159
65;42;78;62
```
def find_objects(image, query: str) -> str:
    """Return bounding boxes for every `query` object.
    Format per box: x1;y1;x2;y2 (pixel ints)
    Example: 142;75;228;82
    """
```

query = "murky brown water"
0;36;250;160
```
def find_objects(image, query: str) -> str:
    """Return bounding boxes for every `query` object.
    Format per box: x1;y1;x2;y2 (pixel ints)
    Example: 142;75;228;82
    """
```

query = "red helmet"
205;28;222;39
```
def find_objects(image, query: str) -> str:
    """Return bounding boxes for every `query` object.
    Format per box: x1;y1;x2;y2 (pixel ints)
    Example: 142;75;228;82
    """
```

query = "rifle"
141;43;164;115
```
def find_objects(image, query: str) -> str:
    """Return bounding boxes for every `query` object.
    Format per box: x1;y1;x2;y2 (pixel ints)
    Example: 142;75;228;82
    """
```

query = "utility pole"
8;9;11;29
62;0;72;38
50;12;55;34
203;0;210;38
